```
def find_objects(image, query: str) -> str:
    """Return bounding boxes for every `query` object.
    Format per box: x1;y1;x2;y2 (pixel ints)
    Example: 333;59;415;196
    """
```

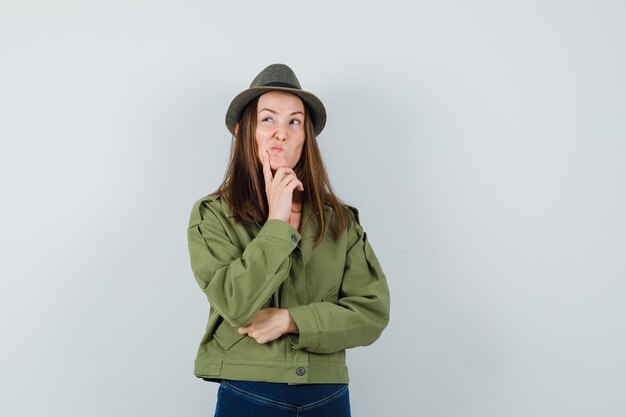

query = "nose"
274;122;288;141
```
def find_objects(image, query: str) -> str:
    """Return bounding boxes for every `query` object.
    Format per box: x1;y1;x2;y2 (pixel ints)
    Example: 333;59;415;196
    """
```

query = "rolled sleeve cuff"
257;219;301;246
287;304;320;351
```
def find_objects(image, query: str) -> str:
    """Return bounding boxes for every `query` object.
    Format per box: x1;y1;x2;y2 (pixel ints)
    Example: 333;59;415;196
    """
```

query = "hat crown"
249;64;302;89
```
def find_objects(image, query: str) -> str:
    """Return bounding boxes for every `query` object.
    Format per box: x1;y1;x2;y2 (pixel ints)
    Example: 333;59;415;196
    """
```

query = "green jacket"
187;194;390;384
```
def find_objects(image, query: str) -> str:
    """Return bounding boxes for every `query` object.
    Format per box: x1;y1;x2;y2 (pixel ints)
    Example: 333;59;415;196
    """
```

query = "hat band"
262;81;299;89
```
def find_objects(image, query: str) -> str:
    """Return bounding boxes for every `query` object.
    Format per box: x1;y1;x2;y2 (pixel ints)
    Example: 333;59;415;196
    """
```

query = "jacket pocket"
213;321;246;351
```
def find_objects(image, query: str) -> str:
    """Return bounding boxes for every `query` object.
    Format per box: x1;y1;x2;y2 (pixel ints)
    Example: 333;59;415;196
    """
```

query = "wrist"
268;211;290;222
283;309;299;334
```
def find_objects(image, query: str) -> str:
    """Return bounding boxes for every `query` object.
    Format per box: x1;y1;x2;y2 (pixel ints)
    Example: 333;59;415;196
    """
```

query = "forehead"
257;91;305;113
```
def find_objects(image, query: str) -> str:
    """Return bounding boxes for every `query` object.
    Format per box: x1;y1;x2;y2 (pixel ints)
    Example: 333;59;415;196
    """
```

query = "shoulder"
344;204;361;225
339;203;366;247
188;193;229;227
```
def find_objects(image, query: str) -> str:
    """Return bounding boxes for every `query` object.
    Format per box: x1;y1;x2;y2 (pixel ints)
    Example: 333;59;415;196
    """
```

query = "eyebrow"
258;108;304;116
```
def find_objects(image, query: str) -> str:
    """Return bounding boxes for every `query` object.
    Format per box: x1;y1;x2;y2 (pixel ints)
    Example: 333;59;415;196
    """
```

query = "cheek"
255;131;267;156
294;145;303;159
294;137;305;158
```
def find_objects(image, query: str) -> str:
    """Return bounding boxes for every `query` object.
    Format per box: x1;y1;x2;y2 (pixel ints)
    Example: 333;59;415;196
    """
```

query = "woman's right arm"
187;198;301;328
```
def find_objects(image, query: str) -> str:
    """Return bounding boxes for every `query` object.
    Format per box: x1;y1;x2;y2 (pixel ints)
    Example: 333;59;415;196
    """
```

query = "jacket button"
291;234;298;243
295;367;306;376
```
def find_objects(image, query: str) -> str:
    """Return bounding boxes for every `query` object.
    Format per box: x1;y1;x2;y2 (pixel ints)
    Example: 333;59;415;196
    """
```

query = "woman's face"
255;91;306;171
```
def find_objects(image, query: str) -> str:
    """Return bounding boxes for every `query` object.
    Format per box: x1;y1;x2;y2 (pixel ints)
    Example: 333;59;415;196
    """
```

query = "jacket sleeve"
187;198;300;328
286;219;391;354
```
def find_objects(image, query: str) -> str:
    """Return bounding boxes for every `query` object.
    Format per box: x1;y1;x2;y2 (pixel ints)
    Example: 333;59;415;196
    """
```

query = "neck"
291;200;303;213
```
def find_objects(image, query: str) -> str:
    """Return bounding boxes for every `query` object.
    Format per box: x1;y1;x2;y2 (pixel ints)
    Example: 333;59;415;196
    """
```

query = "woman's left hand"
238;308;299;344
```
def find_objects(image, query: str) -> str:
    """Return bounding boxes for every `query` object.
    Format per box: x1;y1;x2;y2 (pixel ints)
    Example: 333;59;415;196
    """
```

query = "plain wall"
1;1;625;416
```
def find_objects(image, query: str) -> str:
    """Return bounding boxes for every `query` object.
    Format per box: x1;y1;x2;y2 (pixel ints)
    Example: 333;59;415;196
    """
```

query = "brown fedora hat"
225;63;327;137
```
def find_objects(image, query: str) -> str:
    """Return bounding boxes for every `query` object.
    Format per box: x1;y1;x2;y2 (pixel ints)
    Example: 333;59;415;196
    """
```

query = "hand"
237;308;299;344
262;151;304;222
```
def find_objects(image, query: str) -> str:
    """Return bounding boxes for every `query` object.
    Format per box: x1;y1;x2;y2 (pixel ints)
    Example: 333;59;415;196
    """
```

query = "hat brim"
225;86;326;137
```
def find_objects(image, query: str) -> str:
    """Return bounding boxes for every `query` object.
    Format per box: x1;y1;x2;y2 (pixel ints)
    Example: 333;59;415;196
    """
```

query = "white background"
1;1;625;416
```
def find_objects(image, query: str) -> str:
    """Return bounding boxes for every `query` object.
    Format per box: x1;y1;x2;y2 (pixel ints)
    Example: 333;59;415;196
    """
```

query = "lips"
270;146;283;152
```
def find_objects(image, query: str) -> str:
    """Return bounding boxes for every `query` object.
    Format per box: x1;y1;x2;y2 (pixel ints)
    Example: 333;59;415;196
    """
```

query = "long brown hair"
216;94;353;244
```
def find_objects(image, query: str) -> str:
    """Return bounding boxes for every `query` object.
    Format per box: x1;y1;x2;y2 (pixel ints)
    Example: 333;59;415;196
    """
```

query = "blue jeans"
214;380;351;417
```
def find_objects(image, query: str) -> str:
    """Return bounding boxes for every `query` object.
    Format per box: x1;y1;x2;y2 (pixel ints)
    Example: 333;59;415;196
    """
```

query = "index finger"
262;150;273;184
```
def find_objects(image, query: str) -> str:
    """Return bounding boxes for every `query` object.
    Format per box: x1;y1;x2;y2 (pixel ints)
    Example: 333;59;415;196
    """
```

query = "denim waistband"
222;379;348;407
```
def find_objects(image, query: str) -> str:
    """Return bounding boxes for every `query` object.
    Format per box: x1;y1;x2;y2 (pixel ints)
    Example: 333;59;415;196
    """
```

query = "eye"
290;119;302;125
262;116;274;123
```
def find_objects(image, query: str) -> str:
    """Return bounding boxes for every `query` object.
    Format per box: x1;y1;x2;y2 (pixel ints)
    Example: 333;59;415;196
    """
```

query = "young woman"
187;64;391;417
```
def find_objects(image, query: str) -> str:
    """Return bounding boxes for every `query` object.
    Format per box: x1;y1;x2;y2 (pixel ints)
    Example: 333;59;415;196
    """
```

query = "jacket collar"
219;195;235;218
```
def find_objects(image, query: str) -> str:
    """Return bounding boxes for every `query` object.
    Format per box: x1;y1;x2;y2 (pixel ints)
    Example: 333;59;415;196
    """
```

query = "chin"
271;161;296;170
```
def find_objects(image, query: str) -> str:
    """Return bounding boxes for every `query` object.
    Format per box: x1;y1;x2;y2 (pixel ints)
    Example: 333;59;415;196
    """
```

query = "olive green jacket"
187;194;390;384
